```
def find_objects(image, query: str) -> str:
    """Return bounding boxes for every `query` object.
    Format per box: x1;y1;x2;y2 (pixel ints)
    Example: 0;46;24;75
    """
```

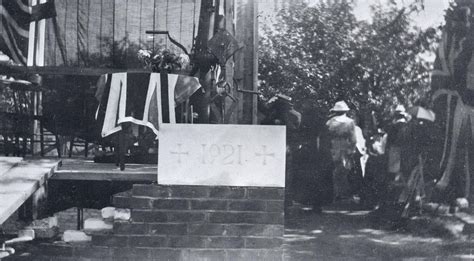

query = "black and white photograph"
0;0;472;260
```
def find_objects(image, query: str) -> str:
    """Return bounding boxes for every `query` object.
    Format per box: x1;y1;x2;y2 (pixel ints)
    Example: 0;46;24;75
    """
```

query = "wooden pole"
193;0;216;123
235;0;258;124
251;0;258;125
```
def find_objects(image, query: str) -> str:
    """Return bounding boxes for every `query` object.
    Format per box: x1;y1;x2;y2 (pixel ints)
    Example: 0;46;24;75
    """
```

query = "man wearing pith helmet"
325;101;358;201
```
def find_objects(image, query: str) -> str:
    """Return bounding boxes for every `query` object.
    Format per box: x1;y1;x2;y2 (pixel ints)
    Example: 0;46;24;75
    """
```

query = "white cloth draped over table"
97;72;201;137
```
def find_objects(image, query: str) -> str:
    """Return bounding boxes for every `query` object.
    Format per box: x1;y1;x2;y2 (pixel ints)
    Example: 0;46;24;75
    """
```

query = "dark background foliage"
258;0;439;131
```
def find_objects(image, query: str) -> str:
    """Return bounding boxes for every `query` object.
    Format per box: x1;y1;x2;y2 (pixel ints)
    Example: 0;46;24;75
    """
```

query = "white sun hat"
394;105;406;113
330;101;350;112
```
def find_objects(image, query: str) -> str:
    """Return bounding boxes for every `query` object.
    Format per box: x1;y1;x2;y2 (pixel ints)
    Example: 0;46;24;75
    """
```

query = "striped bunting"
0;0;31;65
100;72;201;137
430;5;474;196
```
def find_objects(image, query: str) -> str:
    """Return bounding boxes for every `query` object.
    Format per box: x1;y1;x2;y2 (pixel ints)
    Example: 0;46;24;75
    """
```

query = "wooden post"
193;0;216;123
235;0;258;124
28;0;47;156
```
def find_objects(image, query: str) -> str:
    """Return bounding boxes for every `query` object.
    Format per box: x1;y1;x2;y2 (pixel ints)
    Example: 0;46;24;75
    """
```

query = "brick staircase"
20;184;285;261
103;184;285;260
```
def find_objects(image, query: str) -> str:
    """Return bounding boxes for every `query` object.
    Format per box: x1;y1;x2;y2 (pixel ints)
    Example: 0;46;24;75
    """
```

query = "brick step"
112;193;132;209
111;189;135;209
117;195;283;211
119;247;284;261
130;209;284;224
132;184;284;200
113;188;284;209
91;234;283;249
113;221;283;237
21;243;283;261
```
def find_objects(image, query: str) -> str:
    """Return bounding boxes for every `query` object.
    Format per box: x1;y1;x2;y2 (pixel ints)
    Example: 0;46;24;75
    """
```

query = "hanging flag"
99;72;201;137
0;0;31;65
0;0;57;65
430;3;474;198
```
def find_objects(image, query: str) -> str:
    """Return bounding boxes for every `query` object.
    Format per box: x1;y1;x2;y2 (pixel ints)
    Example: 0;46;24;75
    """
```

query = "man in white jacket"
326;101;357;201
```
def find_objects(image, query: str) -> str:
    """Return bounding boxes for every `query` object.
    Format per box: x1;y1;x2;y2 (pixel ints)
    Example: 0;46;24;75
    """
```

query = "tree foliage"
258;0;439;129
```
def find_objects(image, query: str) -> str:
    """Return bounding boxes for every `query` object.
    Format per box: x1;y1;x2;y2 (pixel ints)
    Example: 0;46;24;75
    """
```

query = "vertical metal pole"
119;127;126;171
77;207;84;230
29;0;46;156
76;208;80;230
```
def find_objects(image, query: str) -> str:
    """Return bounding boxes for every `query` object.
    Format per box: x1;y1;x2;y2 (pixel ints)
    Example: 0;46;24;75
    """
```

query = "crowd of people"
308;100;437;215
255;95;439;217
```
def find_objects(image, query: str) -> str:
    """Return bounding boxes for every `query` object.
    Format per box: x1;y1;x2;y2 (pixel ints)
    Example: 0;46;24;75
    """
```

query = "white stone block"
456;198;469;209
158;124;287;187
101;207;116;220
17;229;35;241
114;208;131;221
48;216;58;228
83;218;113;232
62;230;91;243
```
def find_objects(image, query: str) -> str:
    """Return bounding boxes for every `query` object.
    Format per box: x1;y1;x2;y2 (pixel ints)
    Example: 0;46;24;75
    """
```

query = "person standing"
386;105;410;183
325;101;357;201
259;94;301;209
380;104;411;207
349;123;368;202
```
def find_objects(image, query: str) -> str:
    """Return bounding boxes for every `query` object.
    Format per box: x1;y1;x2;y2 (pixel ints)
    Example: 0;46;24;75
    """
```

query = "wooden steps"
0;157;23;177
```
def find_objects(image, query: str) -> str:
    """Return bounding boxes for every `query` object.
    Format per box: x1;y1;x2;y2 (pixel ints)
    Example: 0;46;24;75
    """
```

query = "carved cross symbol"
170;143;189;163
255;145;275;165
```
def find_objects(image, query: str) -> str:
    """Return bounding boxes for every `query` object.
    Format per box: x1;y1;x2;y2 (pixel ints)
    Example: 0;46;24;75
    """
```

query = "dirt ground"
283;201;474;260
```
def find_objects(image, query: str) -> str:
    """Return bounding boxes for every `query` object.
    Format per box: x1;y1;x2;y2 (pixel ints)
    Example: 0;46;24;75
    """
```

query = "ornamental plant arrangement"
137;48;190;74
